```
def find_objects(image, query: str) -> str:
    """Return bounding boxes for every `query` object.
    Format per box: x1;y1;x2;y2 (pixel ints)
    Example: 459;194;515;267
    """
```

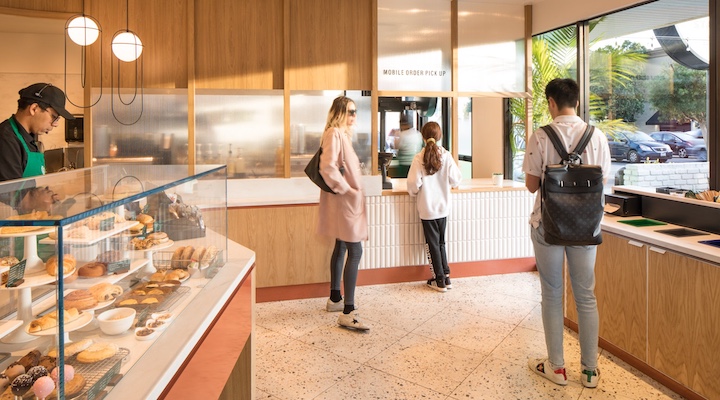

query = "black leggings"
422;217;449;280
330;239;362;306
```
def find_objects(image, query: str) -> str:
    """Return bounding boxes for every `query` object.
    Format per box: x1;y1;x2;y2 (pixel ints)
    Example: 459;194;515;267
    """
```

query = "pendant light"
110;0;144;125
64;0;103;108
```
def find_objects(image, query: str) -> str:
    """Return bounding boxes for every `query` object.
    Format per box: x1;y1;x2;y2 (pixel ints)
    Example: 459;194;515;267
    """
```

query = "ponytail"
421;122;442;175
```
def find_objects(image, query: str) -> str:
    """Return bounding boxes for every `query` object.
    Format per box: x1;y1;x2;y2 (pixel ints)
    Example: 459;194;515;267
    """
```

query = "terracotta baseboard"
564;318;704;400
257;257;536;303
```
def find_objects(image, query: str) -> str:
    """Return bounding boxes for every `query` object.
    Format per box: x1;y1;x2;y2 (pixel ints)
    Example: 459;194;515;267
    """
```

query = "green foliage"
648;63;707;126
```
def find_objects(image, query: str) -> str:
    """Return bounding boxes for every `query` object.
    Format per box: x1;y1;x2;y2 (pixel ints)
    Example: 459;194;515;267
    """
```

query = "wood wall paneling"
0;1;79;14
288;0;372;90
227;206;334;287
87;0;188;89
648;250;720;400
194;0;284;89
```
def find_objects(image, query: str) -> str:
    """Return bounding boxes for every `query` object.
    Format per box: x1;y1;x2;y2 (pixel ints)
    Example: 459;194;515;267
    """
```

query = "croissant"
28;308;80;333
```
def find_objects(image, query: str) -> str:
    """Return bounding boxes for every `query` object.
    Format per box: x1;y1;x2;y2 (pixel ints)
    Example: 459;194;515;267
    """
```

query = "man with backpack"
522;78;611;389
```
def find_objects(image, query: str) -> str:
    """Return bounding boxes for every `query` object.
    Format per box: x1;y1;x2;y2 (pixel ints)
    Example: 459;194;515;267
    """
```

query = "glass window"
458;97;472;177
290;91;372;177
513;25;578;182
377;0;452;91
589;0;709;190
458;2;525;93
195;90;284;178
91;88;188;166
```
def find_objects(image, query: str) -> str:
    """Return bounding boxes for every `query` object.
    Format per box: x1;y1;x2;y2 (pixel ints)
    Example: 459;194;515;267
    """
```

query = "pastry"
26;366;48;382
190;246;206;263
118;299;138;306
31;376;54;399
46;372;84;400
10;374;32;396
86;212;117;230
3;363;24;380
150;271;165;282
67;226;91;239
0;256;19;267
128;221;144;234
147;288;164;295
48;338;93;359
78;262;107;277
44;255;76;277
137;214;154;230
76;343;119;363
0;374;9;393
28;308;80;333
37;356;55;372
200;245;219;268
64;290;98;310
179;246;195;268
17;350;40;370
146;232;168;243
88;283;123;302
170;246;186;269
164;269;188;281
141;297;159;304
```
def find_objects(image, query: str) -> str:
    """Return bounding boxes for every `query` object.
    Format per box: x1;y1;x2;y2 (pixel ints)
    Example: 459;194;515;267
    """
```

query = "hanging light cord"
64;0;103;109
111;54;144;126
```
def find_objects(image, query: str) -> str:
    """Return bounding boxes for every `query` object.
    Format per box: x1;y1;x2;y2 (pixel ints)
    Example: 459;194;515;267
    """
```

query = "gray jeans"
531;223;599;370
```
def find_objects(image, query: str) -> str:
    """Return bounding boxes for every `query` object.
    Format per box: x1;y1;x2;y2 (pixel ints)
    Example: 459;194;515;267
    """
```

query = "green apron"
9;117;46;177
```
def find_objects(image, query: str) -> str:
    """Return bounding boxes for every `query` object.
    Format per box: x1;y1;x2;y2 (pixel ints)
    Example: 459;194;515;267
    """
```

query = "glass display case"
0;165;228;399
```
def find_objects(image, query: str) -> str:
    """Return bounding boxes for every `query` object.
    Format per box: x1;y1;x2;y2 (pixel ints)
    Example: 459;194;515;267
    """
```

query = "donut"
10;374;33;396
78;262;107;278
76;343;119;363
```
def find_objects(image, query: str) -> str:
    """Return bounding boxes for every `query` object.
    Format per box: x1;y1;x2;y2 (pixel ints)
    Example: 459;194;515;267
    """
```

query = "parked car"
649;131;707;160
606;131;672;163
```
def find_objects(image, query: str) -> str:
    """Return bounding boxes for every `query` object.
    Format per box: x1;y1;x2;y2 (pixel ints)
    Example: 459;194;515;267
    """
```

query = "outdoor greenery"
649;63;708;133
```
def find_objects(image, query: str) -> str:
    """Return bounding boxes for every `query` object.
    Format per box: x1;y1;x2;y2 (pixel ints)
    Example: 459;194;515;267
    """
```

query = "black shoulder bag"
304;132;345;193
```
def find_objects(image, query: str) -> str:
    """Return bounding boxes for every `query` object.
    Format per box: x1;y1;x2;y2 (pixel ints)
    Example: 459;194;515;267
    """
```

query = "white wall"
532;0;643;34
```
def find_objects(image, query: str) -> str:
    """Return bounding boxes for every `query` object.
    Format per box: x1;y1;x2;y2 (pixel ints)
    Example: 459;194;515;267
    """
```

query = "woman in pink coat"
317;95;369;331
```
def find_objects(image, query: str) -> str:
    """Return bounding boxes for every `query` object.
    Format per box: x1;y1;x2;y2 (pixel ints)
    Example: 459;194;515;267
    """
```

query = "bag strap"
540;124;594;162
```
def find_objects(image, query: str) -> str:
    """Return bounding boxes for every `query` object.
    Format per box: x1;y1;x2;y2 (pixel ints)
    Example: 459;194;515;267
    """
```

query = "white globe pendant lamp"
112;31;143;62
66;15;101;46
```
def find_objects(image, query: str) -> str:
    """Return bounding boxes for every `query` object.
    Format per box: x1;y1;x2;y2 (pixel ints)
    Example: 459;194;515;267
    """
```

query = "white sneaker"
529;358;568;386
426;279;447;292
337;312;370;331
581;366;600;388
326;299;358;312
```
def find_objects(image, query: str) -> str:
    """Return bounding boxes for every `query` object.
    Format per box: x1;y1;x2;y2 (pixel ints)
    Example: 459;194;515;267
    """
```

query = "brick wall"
621;162;710;192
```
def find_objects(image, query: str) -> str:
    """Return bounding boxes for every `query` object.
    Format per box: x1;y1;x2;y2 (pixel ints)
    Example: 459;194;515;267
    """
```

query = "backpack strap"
540;124;595;163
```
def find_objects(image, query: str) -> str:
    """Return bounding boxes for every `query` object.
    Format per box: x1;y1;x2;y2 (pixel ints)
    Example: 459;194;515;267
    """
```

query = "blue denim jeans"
531;223;599;370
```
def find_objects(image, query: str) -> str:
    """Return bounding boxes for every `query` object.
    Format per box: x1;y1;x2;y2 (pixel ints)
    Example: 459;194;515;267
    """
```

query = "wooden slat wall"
0;1;79;13
288;0;372;90
87;0;188;89
227;206;334;288
194;0;284;89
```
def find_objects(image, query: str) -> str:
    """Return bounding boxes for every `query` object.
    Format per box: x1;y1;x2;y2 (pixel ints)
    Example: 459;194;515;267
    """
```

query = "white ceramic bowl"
97;307;136;335
145;319;168;331
134;327;157;341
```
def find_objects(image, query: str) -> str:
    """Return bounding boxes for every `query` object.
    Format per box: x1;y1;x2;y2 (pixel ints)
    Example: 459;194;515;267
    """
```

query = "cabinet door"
565;233;647;361
648;248;720;400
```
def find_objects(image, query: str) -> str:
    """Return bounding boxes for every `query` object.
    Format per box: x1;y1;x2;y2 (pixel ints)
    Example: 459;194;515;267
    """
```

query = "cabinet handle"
649;247;666;254
628;240;644;248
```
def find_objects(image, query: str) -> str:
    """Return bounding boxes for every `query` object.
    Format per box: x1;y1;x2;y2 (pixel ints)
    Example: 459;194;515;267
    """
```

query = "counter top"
613;185;720;209
602;214;720;265
385;178;527;195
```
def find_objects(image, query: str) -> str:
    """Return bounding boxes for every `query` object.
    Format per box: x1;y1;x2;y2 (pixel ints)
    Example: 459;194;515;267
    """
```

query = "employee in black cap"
0;83;75;182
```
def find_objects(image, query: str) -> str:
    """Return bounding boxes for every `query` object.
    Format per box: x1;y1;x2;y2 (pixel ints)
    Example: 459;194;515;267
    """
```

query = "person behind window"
395;111;423;177
317;95;370;331
522;78;611;389
407;121;462;292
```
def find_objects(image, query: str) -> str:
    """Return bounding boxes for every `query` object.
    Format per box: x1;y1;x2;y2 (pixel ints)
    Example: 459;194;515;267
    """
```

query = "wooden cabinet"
565;233;647;361
648;248;720;400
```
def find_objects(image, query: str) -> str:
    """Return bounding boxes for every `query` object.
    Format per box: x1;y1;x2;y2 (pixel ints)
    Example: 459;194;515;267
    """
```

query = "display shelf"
25;311;93;336
0;227;54;273
133;240;174;275
0;321;23;340
38;220;136;246
65;259;150;290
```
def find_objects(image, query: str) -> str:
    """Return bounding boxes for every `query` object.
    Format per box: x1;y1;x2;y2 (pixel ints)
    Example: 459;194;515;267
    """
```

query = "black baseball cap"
19;83;75;120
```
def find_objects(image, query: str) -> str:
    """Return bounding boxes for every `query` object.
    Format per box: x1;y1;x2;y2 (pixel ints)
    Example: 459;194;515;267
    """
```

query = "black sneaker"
445;275;452;289
426;278;447;292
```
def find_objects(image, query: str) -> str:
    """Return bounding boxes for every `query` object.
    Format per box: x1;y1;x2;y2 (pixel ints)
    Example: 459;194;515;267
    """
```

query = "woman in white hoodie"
407;122;463;292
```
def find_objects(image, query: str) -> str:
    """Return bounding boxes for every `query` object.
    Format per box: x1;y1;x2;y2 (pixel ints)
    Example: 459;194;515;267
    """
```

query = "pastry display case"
0;164;230;399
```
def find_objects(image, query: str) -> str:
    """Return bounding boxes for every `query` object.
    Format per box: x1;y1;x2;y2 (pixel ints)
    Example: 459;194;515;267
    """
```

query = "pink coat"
316;127;368;242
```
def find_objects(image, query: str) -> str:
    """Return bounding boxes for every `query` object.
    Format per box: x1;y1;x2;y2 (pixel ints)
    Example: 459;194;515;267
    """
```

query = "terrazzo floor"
255;271;684;400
